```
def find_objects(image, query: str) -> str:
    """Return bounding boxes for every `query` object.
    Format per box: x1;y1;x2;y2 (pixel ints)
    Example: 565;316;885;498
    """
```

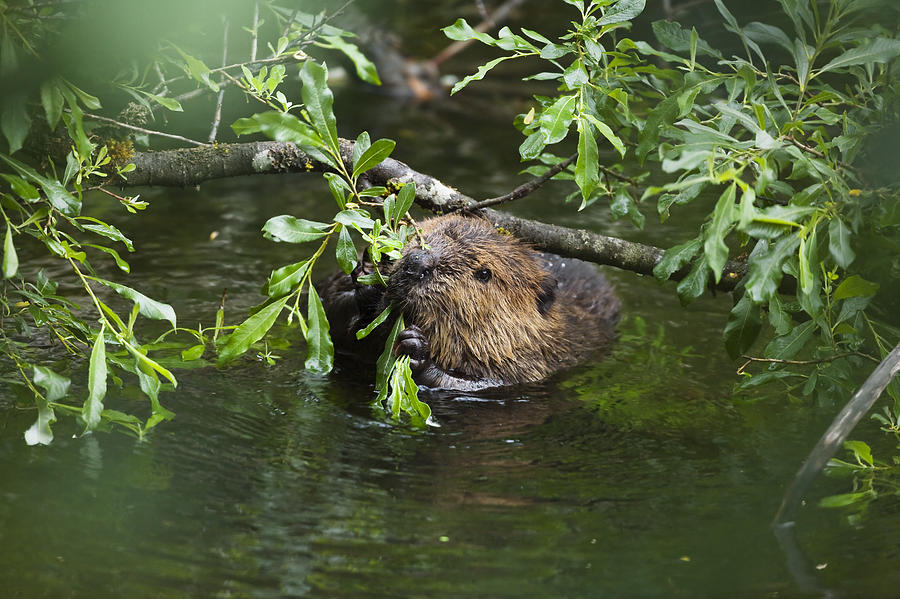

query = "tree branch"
208;18;229;143
773;342;900;525
466;154;577;211
118;139;746;291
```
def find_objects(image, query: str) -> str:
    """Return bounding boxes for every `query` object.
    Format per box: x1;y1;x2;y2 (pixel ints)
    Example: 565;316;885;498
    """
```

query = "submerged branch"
773;342;900;526
120;139;745;290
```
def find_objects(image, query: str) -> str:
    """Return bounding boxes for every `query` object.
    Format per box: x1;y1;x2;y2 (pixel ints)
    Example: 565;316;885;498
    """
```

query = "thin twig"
250;1;259;63
95;187;130;203
152;62;169;97
279;7;300;41
84;112;209;147
466;154;578;211
208;17;229;143
599;164;638;185
738;351;879;374
786;134;859;174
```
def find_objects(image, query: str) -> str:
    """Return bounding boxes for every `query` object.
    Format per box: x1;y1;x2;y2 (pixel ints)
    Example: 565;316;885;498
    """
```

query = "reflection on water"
4;343;892;598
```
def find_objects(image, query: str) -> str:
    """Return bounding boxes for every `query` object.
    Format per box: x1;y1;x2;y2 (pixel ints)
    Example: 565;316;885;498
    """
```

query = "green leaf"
305;284;334;374
793;38;810;88
233;111;338;167
817;37;900;75
575;117;599;205
356;306;392;340
40;79;65;130
336;225;357;274
519;132;546;160
737;187;756;230
319;35;381;85
776;0;813;44
351;138;396;180
24;395;56;446
352;131;371;167
743;22;793;54
1;93;31;154
610;188;644;229
442;18;496;45
262;215;330;243
450;55;515;95
833;275;879;301
595;0;646;26
563;60;589;88
85;244;130;273
80;325;108;432
675;255;709;305
324;172;350;209
395;182;416;222
132;360;175;430
388;356;430;423
704;183;736;283
181;345;205;361
64;80;101;110
843;440;874;467
266;260;310;297
745;236;800;303
142;92;183;112
334;209;375;231
653;237;701;281
819;490;875;509
376;316;405;391
299;60;339;156
123;339;177;387
174;46;219;91
1;31;17;75
651;19;721;57
582;113;625;157
540;95;577;145
3;225;18;279
798;226;819;297
33;365;71;401
0;153;81;215
724;294;762;359
828;218;855;268
636;94;679;161
93;279;177;328
764;320;815;361
80;220;135;251
217;296;289;366
767;294;792;335
1;174;40;201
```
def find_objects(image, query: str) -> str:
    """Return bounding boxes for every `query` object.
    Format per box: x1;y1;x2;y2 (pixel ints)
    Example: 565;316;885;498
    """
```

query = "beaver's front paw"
395;325;430;373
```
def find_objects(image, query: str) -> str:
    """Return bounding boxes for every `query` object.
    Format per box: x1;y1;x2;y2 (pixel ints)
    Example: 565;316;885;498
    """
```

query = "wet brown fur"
384;215;619;386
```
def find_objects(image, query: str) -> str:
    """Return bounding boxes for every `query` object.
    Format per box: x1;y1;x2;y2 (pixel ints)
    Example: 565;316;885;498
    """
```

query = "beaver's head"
386;215;559;373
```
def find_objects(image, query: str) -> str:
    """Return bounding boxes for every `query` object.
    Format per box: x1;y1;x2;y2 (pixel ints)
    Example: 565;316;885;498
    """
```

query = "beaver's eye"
474;267;492;282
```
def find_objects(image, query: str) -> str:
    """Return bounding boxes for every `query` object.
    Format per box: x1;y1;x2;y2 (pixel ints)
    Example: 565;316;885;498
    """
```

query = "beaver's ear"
536;275;557;316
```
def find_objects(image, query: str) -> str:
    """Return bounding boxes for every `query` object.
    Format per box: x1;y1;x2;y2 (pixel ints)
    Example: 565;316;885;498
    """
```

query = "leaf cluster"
0;2;386;443
445;0;900;409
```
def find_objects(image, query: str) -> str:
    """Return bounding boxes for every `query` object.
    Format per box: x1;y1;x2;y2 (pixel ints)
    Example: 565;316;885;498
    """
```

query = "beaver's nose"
402;250;433;280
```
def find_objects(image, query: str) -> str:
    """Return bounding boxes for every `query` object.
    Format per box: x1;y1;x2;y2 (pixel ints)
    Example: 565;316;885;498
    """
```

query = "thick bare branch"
118;139;745;290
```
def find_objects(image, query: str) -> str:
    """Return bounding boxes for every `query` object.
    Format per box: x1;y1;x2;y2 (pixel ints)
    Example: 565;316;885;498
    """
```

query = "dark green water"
3;4;900;597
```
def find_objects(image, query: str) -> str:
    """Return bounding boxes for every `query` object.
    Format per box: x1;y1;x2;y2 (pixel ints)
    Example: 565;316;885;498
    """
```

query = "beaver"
320;214;619;391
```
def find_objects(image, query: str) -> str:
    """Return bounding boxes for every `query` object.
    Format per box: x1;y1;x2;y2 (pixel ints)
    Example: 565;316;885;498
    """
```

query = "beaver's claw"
395;325;430;372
